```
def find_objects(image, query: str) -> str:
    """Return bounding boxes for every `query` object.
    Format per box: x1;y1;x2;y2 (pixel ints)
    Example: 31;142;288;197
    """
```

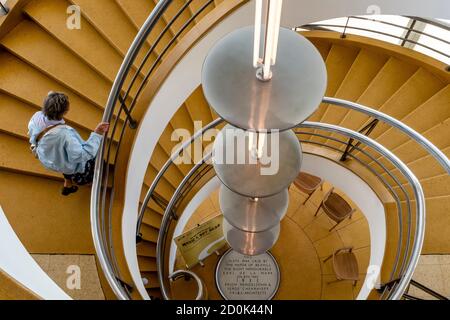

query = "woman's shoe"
62;186;79;196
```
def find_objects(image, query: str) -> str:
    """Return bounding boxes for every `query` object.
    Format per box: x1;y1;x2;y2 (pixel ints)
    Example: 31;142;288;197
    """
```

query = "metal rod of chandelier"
201;0;327;256
254;0;284;81
250;0;284;164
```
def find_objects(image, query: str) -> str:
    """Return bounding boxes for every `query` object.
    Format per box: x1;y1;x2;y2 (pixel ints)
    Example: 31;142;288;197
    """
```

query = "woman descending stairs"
0;0;225;299
0;0;448;299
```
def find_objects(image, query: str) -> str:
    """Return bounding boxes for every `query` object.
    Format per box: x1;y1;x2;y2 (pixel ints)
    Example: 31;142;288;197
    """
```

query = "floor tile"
321;275;355;300
338;218;371;249
314;232;343;258
286;189;304;218
303;213;335;242
32;254;50;272
410;264;445;299
438;255;450;265
419;255;441;265
353;246;371;275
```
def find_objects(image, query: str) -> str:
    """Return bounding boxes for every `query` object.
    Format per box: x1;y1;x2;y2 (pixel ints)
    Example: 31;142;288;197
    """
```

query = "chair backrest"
296;172;323;190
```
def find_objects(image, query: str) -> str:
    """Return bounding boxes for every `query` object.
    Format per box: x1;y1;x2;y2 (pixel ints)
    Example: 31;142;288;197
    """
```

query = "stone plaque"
215;249;280;300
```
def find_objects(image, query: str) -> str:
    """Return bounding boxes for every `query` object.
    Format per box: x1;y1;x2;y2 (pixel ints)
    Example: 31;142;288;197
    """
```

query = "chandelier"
202;0;327;255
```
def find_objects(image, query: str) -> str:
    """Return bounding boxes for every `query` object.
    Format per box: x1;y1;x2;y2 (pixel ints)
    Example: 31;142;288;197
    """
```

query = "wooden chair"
324;247;359;286
315;187;356;232
293;172;324;205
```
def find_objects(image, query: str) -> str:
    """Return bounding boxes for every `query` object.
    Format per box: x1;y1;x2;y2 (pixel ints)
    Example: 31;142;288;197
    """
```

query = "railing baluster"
341;16;350;38
298;16;450;61
340;119;379;161
117;94;138;129
0;1;9;15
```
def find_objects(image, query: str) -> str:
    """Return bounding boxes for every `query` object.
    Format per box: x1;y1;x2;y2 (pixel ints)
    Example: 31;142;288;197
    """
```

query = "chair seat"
294;172;322;194
323;192;353;222
333;252;359;281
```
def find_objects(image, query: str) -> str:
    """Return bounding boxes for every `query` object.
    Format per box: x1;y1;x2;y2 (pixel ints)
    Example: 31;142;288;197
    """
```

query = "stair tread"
138;256;157;272
332;57;419;148
140;224;159;243
137;241;157;258
366;68;446;141
0;170;94;254
70;0;156;75
373;86;450;153
0;132;62;179
313;48;389;144
24;0;125;83
0;52;104;132
308;44;360;122
1;20;112;109
115;0;175;56
141;206;163;229
372;117;450;174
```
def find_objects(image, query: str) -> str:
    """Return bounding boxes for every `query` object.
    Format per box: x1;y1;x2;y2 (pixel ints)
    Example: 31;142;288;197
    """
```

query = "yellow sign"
175;215;227;269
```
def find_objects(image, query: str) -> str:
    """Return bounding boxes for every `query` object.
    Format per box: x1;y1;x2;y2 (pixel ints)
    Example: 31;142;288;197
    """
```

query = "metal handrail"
152;120;425;300
137;118;222;232
295;130;409;281
91;0;218;299
301;122;426;300
169;270;206;300
0;1;9;15
299;15;450;61
141;98;449;300
322;97;450;174
89;3;450;300
157;155;213;300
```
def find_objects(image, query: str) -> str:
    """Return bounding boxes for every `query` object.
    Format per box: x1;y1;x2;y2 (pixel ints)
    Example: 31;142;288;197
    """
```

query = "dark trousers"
63;158;96;186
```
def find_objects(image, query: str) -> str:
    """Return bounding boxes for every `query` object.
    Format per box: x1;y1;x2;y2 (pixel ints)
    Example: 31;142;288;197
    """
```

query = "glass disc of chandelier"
213;124;302;198
222;219;280;256
220;186;288;233
202;26;327;132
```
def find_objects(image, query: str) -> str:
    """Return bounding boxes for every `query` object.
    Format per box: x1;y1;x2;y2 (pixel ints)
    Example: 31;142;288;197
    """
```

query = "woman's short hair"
42;92;69;120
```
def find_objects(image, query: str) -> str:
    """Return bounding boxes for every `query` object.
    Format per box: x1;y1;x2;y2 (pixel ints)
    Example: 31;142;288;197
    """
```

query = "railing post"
0;1;9;15
340;119;379;161
401;19;418;47
341;16;350;38
115;277;134;293
118;94;138;129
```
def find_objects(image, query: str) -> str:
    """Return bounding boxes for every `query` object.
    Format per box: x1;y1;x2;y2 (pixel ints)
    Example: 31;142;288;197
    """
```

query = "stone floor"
174;181;372;300
32;254;105;300
408;254;450;299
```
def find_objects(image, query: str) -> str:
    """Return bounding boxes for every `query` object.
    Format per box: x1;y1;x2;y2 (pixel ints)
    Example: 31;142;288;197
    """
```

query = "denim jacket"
34;125;103;175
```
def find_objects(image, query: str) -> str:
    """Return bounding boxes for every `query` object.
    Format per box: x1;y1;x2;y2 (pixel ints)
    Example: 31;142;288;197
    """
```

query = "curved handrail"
322;97;450;174
0;1;9;15
295;130;408;280
301;122;426;300
91;0;220;299
299;15;450;63
139;96;449;237
140;98;449;300
169;270;206;300
152;120;425;300
92;0;174;300
157;155;213;300
90;2;450;299
137;118;222;233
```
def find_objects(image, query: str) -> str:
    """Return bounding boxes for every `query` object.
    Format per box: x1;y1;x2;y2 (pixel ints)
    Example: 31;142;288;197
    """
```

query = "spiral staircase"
0;0;449;300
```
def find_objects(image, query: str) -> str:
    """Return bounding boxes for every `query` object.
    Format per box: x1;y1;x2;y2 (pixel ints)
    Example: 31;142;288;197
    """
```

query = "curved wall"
0;206;71;300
